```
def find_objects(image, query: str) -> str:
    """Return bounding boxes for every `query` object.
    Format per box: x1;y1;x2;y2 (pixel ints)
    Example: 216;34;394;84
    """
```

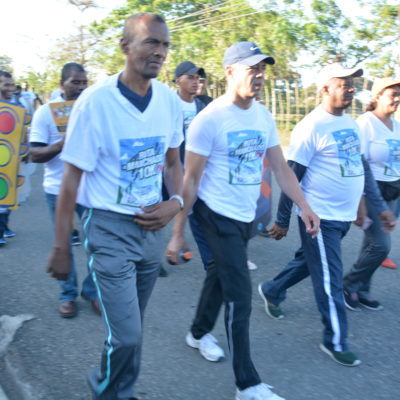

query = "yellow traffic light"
0;101;26;207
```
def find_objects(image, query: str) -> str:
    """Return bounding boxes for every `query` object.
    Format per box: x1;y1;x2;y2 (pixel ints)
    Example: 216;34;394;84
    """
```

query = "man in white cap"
167;41;320;400
258;63;395;367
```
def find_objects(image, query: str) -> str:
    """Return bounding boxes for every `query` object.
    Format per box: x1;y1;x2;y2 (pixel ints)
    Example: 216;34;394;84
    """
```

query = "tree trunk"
284;79;291;133
271;80;277;118
294;79;300;123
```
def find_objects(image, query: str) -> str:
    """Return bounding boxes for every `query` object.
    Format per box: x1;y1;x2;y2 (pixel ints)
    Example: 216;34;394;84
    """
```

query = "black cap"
174;61;205;79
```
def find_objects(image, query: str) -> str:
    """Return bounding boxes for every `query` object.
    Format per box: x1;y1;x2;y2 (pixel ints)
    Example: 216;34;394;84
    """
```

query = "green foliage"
356;1;399;77
19;0;399;108
0;55;13;73
89;0;309;82
16;71;52;100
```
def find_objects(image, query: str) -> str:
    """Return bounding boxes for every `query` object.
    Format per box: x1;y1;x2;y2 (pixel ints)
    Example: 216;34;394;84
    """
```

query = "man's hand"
268;224;289;240
353;196;367;227
166;234;190;265
300;206;320;238
379;210;396;233
54;136;66;152
134;199;181;231
47;247;70;281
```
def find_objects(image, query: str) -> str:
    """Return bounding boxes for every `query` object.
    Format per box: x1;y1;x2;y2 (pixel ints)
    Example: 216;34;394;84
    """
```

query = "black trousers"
190;198;261;390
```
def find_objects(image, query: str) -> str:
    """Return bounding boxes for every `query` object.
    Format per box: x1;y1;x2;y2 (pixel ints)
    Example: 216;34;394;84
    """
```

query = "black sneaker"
71;229;81;246
319;343;361;367
359;297;383;311
343;289;361;311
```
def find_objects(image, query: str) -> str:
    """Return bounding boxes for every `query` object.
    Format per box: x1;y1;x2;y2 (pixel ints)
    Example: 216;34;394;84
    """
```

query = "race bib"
228;130;266;185
117;137;165;207
183;110;196;133
384;139;400;177
332;129;364;177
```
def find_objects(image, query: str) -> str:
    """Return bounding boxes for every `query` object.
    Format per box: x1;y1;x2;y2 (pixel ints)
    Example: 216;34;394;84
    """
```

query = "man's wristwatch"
169;194;184;210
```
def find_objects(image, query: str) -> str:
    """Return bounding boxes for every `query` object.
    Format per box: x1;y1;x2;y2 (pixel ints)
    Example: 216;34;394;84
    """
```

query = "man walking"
30;63;99;318
174;61;206;139
47;13;183;400
167;41;319;400
196;69;213;106
258;63;395;367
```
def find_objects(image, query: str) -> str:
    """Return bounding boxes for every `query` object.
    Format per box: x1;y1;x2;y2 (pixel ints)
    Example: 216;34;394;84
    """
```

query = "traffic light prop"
0;100;26;208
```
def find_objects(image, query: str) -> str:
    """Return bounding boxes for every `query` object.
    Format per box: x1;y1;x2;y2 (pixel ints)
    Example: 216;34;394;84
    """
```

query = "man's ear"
224;65;233;79
321;85;329;96
120;38;129;55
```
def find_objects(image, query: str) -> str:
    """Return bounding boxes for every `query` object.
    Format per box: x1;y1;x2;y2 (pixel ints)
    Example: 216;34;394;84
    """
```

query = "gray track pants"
82;209;162;400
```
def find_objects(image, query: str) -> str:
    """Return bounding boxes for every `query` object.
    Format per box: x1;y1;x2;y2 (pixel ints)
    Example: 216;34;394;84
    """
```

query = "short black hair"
122;13;166;43
61;63;85;82
199;69;207;79
0;70;12;79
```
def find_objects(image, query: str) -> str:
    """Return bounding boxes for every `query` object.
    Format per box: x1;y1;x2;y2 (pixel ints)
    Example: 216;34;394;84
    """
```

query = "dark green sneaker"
359;297;383;311
319;343;361;367
258;284;285;320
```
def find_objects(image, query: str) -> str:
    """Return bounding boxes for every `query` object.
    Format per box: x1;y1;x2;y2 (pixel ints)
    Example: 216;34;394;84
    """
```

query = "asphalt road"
0;165;399;400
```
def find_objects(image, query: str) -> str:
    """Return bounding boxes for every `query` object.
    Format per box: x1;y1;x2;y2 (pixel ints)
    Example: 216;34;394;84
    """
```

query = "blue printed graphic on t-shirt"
118;137;165;207
384;139;400;177
228;130;266;185
332;129;364;177
183;110;196;133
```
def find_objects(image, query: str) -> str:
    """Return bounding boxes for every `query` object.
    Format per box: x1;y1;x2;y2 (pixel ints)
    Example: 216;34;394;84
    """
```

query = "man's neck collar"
178;91;194;103
119;70;152;97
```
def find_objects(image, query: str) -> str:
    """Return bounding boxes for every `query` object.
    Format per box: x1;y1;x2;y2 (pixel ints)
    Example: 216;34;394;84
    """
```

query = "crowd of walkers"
1;11;399;400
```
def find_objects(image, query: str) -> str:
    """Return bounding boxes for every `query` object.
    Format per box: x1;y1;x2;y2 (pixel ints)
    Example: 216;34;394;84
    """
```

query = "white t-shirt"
288;105;365;221
357;111;400;181
178;97;197;133
186;95;279;223
21;91;36;115
49;88;62;101
61;74;183;215
29;95;65;195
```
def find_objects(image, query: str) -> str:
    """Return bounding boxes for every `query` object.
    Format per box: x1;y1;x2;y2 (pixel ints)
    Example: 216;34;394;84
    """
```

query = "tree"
0;55;13;73
36;0;101;95
357;1;399;77
89;0;308;82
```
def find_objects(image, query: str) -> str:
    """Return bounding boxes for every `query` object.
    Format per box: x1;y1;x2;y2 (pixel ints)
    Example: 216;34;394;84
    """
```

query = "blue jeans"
189;211;213;269
344;197;399;297
0;208;8;238
45;193;97;302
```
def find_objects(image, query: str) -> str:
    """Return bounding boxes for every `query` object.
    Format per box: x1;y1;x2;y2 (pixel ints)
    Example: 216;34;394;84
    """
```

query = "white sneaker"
247;260;258;270
236;383;286;400
185;332;225;362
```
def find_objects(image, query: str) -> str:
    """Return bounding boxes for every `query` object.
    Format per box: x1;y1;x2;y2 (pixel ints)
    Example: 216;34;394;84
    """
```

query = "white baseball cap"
371;77;400;98
316;62;363;90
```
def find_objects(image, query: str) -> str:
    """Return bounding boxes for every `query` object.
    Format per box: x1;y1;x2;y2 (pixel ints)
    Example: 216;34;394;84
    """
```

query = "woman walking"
344;77;400;311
